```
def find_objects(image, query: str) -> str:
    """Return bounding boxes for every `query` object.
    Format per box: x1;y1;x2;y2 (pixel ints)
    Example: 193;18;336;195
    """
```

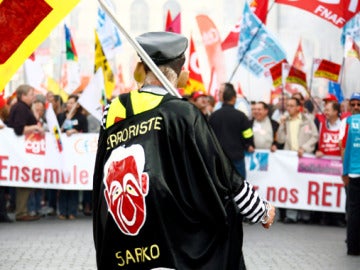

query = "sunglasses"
350;102;360;107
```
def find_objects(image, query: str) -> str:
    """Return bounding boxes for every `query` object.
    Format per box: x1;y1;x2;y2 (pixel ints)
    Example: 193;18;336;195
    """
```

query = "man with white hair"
93;31;275;270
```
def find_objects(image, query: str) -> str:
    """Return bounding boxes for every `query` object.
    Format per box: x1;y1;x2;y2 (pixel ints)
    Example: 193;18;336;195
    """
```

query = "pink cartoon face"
103;145;149;236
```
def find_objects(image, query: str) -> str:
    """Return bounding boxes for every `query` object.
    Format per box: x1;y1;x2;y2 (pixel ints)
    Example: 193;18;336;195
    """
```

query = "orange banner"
196;15;227;85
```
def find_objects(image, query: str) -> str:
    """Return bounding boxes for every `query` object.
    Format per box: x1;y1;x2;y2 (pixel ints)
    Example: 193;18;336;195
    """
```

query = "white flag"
24;58;47;94
61;60;81;94
45;103;63;153
78;68;105;122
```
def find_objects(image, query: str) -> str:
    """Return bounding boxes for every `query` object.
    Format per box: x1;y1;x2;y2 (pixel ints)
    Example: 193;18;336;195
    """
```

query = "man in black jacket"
209;83;255;179
93;31;275;270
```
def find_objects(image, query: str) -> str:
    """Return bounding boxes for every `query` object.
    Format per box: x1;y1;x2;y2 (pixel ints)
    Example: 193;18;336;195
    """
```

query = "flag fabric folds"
221;20;241;51
344;35;360;60
313;59;341;82
249;0;269;24
275;0;360;28
165;10;172;30
292;39;305;71
286;66;307;89
0;0;80;91
269;59;287;88
45;103;63;153
97;0;122;60
238;2;286;77
46;77;69;103
95;30;115;100
64;24;78;61
62;24;81;94
341;13;360;44
24;54;46;94
184;36;206;95
196;14;227;84
165;12;181;33
328;81;344;103
78;68;105;123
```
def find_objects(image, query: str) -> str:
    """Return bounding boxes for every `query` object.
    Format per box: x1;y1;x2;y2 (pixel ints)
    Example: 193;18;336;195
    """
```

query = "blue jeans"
27;189;42;214
233;158;246;179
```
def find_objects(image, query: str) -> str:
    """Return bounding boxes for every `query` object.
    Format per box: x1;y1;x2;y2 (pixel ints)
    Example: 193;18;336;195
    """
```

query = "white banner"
0;128;97;190
0;128;346;212
245;150;345;213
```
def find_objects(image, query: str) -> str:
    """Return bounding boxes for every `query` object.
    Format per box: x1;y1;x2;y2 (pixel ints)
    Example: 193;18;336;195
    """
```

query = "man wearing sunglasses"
340;92;360;256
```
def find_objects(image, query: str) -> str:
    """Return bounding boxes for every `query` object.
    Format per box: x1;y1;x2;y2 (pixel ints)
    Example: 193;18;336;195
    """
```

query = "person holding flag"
93;31;275;270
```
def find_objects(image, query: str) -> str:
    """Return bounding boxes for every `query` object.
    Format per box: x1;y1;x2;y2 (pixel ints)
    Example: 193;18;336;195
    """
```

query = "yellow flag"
95;30;115;100
0;0;80;91
46;77;69;103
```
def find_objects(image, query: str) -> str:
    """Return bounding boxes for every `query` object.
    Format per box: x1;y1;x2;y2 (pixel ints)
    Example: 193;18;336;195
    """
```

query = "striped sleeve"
233;181;266;223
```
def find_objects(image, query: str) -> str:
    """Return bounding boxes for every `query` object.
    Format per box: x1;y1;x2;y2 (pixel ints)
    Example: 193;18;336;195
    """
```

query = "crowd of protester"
0;83;355;229
0;85;94;223
187;85;354;229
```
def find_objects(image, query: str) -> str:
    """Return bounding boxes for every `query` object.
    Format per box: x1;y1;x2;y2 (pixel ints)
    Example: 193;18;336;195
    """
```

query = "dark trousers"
0;187;8;219
347;177;360;255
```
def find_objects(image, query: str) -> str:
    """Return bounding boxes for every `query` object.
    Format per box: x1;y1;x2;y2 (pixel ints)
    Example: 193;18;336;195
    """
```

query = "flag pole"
97;0;181;98
305;58;323;115
228;1;275;81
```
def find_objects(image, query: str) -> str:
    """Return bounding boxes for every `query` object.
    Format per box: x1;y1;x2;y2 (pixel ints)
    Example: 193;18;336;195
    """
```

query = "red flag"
286;66;307;89
165;10;172;30
292;39;305;71
269;59;288;88
313;59;341;82
184;36;205;95
250;0;269;24
275;0;360;28
221;20;241;50
236;82;244;97
166;12;181;33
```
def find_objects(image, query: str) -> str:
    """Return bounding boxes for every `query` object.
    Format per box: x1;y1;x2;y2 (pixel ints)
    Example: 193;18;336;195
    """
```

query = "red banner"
275;0;360;28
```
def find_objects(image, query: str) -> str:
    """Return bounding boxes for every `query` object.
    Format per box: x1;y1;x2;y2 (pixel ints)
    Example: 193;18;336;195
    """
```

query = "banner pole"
98;0;181;98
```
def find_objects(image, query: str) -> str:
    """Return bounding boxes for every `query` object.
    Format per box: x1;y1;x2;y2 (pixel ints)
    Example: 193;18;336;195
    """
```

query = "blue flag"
97;0;122;59
328;81;344;103
341;13;360;45
238;2;286;77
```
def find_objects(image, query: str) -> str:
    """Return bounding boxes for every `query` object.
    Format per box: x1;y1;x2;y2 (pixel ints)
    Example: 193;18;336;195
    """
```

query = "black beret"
136;31;188;65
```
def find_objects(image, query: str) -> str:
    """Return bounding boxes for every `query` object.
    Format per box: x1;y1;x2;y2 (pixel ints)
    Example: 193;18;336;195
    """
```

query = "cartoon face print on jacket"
103;145;149;236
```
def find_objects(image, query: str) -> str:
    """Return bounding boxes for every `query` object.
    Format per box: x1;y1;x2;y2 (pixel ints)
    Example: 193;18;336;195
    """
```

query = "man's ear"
177;70;189;89
133;62;146;84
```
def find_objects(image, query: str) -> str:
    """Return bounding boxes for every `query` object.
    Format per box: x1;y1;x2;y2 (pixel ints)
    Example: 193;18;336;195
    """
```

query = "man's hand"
298;147;304;158
261;203;276;229
342;175;349;187
270;144;277;152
